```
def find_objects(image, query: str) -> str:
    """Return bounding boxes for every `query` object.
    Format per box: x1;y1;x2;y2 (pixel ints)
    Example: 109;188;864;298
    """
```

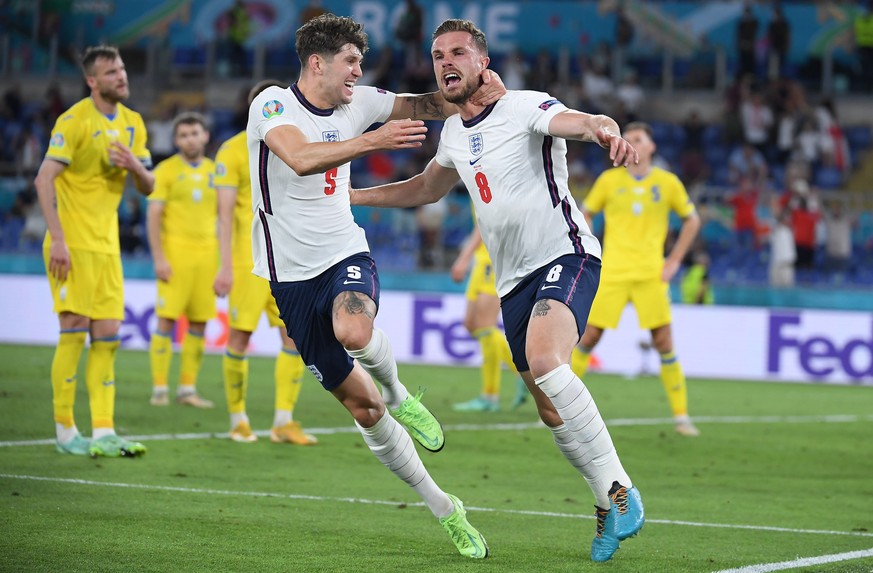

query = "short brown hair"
432;19;488;56
172;111;208;135
623;121;654;139
295;13;368;68
248;79;287;105
81;45;120;75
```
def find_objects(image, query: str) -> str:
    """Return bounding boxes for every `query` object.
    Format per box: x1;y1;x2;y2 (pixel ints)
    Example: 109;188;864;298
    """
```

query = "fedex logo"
768;313;873;381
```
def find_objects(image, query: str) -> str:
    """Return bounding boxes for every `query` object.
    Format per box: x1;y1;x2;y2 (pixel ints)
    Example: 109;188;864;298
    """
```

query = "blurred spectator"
766;5;790;79
146;106;177;165
15;123;44;176
527;50;556;92
815;98;851;173
299;0;326;25
227;0;251;76
582;61;614;114
119;196;146;255
740;90;773;152
729;142;768;186
679;110;708;185
396;0;423;67
231;86;251;131
43;83;66;125
785;179;819;270
616;71;644;120
500;51;528;91
769;209;796;287
614;6;635;78
3;84;23;118
853;3;873;91
360;46;395;90
775;97;802;164
20;190;46;247
726;176;760;252
736;4;759;78
416;201;447;269
822;201;853;272
681;251;714;304
792;116;830;166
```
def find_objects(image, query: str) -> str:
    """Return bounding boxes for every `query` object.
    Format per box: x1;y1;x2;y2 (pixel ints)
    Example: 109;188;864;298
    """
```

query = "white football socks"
537;364;632;507
347;328;410;409
273;409;292;428
357;412;453;518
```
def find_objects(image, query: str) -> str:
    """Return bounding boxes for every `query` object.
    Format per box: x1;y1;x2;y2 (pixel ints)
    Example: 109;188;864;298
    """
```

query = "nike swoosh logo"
102;380;115;387
412;426;441;449
469;156;482;166
540;285;561;290
93;130;102;138
468;533;486;558
65;377;76;384
343;280;365;285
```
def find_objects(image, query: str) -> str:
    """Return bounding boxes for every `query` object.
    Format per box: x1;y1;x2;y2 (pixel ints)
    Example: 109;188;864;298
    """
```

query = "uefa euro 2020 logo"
263;100;284;119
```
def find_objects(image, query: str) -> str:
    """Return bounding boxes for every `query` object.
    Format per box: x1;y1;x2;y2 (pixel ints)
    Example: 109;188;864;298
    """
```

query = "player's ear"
308;53;322;74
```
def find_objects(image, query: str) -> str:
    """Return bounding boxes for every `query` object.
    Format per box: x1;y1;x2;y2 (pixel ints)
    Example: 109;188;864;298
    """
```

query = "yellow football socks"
149;330;172;391
571;346;592;379
275;347;305;413
86;337;120;431
473;327;501;396
179;330;205;392
223;349;248;414
51;329;87;427
495;329;515;372
659;351;688;417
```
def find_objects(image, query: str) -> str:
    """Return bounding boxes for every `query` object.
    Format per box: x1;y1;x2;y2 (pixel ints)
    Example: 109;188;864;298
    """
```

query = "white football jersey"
248;84;396;281
434;90;602;296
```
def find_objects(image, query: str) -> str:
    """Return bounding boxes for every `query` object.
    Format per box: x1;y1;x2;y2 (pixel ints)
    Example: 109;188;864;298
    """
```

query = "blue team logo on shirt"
323;130;340;142
468;132;483;156
539;98;561;110
50;133;64;148
263;100;284;118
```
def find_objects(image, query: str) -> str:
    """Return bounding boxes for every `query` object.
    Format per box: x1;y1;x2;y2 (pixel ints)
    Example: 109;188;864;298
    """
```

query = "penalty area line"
2;473;873;541
1;414;872;448
711;547;873;573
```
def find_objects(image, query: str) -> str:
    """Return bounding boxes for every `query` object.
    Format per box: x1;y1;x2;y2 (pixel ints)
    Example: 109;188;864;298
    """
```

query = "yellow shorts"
155;243;217;322
464;251;498;301
588;278;672;330
44;247;125;320
228;264;283;332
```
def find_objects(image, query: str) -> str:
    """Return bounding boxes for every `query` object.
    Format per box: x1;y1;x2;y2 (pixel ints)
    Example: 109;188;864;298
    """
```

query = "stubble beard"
442;78;479;105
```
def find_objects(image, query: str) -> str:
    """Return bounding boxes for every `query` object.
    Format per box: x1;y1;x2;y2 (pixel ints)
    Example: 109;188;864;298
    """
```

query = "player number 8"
475;171;492;204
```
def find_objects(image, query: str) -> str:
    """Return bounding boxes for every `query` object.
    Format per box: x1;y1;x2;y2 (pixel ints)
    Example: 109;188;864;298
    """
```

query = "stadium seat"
844;125;872;151
702;125;723;146
814;166;843;190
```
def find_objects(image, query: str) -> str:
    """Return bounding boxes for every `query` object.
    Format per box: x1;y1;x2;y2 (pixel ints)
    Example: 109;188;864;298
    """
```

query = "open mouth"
443;72;461;88
344;81;355;92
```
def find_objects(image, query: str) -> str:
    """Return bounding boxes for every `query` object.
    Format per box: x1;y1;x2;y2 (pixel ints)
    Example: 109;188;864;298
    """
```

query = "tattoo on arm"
533;299;552;318
411;94;448;120
334;291;375;320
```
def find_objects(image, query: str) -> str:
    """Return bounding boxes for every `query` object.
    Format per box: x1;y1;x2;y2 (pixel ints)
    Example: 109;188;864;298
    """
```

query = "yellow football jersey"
583;166;695;282
214;131;254;268
149;154;217;248
43;97;151;254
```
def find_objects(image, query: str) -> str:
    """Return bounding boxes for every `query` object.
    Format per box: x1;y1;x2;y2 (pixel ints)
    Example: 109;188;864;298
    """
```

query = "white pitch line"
1;413;872;448
712;547;873;573
2;473;873;541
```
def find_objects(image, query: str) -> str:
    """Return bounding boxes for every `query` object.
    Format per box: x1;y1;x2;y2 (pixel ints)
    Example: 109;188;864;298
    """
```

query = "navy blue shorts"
500;253;601;373
270;252;380;391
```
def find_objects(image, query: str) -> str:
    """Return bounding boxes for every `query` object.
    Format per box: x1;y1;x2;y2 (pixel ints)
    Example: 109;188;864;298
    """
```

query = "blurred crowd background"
1;0;872;296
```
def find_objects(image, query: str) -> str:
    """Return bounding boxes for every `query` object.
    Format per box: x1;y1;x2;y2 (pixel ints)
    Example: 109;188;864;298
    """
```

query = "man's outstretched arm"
350;159;460;208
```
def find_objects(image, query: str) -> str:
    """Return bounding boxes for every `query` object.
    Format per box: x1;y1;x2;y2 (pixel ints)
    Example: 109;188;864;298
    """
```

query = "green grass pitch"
1;344;872;573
